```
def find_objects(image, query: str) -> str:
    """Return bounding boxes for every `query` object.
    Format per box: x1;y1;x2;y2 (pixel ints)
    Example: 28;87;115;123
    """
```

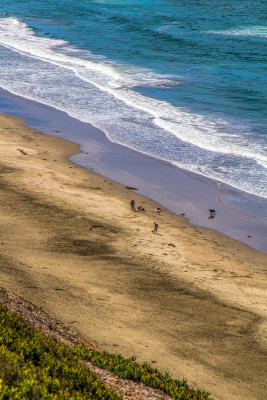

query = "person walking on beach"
131;199;135;211
153;222;158;234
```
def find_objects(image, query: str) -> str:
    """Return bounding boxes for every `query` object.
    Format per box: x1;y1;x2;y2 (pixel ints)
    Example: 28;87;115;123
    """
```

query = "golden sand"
0;113;266;400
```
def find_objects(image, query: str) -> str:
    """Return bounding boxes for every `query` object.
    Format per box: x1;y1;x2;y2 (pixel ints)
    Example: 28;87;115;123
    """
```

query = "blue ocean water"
0;0;266;199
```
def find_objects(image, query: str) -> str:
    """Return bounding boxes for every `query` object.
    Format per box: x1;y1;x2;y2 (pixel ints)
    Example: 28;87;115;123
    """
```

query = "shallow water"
1;88;266;252
0;0;266;222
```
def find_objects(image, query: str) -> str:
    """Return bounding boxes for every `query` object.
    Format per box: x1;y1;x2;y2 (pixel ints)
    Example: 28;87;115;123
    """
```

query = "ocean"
0;1;266;218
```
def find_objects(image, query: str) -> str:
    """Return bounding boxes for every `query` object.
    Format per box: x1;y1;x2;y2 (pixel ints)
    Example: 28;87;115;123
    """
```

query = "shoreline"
0;111;266;399
0;88;266;253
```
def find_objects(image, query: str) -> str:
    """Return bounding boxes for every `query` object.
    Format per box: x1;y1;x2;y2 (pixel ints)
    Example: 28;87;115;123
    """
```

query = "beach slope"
0;113;266;400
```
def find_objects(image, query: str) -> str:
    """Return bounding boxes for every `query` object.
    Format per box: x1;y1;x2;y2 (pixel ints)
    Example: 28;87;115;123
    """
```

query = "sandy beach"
0;113;266;399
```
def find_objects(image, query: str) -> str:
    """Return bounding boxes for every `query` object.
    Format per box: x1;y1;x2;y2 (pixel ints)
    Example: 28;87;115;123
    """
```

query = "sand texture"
0;287;173;400
0;113;266;400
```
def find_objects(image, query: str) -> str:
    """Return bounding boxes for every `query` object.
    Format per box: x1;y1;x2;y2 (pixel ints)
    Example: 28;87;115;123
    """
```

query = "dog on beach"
137;206;145;211
209;209;215;218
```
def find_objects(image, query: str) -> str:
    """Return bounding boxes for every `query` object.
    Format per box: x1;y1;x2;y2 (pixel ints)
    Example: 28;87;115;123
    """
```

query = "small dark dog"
209;209;216;218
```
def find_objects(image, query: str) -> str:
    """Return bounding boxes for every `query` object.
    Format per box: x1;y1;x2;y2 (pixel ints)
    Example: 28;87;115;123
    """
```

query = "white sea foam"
207;26;267;38
0;17;266;197
0;17;176;89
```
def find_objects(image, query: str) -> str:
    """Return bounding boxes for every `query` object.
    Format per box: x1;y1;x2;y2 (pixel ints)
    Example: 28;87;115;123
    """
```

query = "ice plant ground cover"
0;304;211;399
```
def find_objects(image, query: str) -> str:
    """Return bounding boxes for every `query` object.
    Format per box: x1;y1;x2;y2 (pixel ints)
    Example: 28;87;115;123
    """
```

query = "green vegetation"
0;304;121;399
0;304;212;399
73;348;211;400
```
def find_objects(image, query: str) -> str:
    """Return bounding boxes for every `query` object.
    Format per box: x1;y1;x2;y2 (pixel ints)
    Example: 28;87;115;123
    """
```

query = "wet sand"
1;87;266;253
0;113;266;399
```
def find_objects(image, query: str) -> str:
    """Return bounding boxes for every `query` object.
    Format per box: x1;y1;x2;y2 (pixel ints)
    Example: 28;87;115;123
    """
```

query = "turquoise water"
0;0;266;198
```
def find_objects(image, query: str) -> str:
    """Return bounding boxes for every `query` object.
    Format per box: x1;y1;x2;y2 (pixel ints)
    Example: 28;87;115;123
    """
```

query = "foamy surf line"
207;26;267;38
0;87;266;253
0;16;266;200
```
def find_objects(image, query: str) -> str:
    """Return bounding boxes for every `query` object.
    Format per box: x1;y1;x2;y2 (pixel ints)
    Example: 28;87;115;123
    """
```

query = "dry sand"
0;113;266;400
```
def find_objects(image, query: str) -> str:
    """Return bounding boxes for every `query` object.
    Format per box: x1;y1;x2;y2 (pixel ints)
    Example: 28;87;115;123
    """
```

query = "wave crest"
0;16;266;197
207;26;267;38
